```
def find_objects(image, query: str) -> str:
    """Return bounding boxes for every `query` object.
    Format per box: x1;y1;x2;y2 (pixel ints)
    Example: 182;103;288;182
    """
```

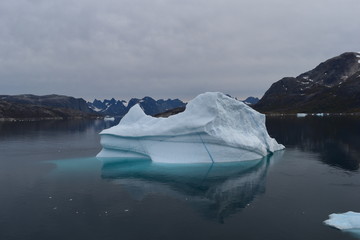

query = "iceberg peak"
98;92;284;163
119;104;148;125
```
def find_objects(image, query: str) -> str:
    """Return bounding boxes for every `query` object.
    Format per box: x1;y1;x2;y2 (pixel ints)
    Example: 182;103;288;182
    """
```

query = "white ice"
297;113;307;117
97;92;284;163
104;116;115;121
324;211;360;230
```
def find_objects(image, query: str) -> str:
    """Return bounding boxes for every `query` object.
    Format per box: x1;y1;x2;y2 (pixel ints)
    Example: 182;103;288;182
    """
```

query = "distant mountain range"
4;51;360;120
255;52;360;113
88;97;186;117
0;94;188;120
88;96;260;117
0;94;99;120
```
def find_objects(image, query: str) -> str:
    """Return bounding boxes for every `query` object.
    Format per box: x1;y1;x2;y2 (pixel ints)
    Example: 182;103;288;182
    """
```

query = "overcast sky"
0;0;359;101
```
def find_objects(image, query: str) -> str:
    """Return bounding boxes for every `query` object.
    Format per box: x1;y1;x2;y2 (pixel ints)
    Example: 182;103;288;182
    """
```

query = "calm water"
0;117;359;240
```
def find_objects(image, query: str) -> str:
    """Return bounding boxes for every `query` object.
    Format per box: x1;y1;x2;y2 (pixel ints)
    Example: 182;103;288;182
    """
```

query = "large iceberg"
97;92;284;163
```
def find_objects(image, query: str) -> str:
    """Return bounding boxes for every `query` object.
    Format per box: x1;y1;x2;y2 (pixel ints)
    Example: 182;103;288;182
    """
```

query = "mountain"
0;94;93;112
254;52;360;113
89;98;127;116
0;94;99;120
243;97;259;105
88;97;186;117
150;95;261;118
153;106;186;118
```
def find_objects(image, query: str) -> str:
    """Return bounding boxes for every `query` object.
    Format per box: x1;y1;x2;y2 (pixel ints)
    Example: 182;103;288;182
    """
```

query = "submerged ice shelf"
97;92;284;163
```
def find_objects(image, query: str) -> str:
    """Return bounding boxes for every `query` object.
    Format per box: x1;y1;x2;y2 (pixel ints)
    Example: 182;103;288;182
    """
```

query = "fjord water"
0;117;359;240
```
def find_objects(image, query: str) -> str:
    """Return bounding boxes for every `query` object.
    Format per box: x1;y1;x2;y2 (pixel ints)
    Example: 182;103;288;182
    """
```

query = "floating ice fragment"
97;92;284;163
324;211;360;230
297;113;307;118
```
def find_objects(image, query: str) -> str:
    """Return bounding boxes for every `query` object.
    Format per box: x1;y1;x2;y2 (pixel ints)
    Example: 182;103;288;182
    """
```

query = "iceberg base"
97;134;264;163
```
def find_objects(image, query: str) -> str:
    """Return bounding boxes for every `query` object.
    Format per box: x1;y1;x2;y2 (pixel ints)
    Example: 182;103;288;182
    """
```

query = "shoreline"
265;112;360;117
0;116;104;122
1;112;360;122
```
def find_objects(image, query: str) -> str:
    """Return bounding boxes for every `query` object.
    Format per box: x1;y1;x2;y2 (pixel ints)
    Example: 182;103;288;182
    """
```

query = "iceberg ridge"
97;92;284;163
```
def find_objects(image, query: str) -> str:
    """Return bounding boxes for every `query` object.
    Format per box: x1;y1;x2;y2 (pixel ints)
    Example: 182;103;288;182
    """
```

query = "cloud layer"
0;0;359;100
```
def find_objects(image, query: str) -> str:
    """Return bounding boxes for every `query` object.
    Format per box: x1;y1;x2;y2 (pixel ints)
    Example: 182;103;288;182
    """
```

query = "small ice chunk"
324;211;360;230
297;113;307;117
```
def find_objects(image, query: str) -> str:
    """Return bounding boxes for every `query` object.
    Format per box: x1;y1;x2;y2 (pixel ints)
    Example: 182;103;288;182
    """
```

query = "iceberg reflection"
99;151;283;222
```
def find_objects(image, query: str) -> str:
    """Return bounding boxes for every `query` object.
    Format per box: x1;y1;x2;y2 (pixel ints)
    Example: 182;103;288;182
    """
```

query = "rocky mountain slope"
254;52;360;113
243;97;259;105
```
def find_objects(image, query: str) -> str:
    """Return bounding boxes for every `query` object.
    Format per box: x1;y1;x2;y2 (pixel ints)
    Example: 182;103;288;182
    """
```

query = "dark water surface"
0;117;359;240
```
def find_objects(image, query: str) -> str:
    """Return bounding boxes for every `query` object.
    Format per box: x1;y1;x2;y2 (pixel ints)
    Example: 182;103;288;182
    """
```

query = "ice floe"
324;212;360;230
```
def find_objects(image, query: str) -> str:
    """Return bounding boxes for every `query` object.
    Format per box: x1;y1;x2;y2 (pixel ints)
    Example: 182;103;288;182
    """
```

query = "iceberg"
97;92;284;163
324;212;360;230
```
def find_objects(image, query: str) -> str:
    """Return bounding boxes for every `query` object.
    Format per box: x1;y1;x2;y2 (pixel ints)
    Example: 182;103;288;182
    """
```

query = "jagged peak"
87;96;186;117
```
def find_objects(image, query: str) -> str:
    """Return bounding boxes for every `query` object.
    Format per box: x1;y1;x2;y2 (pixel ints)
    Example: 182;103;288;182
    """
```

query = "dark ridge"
153;106;186;118
254;52;360;113
0;94;101;120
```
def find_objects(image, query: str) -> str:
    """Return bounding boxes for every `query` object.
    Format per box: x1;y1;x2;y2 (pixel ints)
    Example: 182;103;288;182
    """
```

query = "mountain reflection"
266;116;360;171
100;152;283;223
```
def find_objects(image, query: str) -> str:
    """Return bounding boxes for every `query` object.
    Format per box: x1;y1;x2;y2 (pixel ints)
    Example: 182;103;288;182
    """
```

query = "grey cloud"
0;0;359;100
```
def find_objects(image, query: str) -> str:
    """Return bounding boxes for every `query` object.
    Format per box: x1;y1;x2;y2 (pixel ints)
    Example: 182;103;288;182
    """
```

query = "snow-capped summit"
97;92;284;163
